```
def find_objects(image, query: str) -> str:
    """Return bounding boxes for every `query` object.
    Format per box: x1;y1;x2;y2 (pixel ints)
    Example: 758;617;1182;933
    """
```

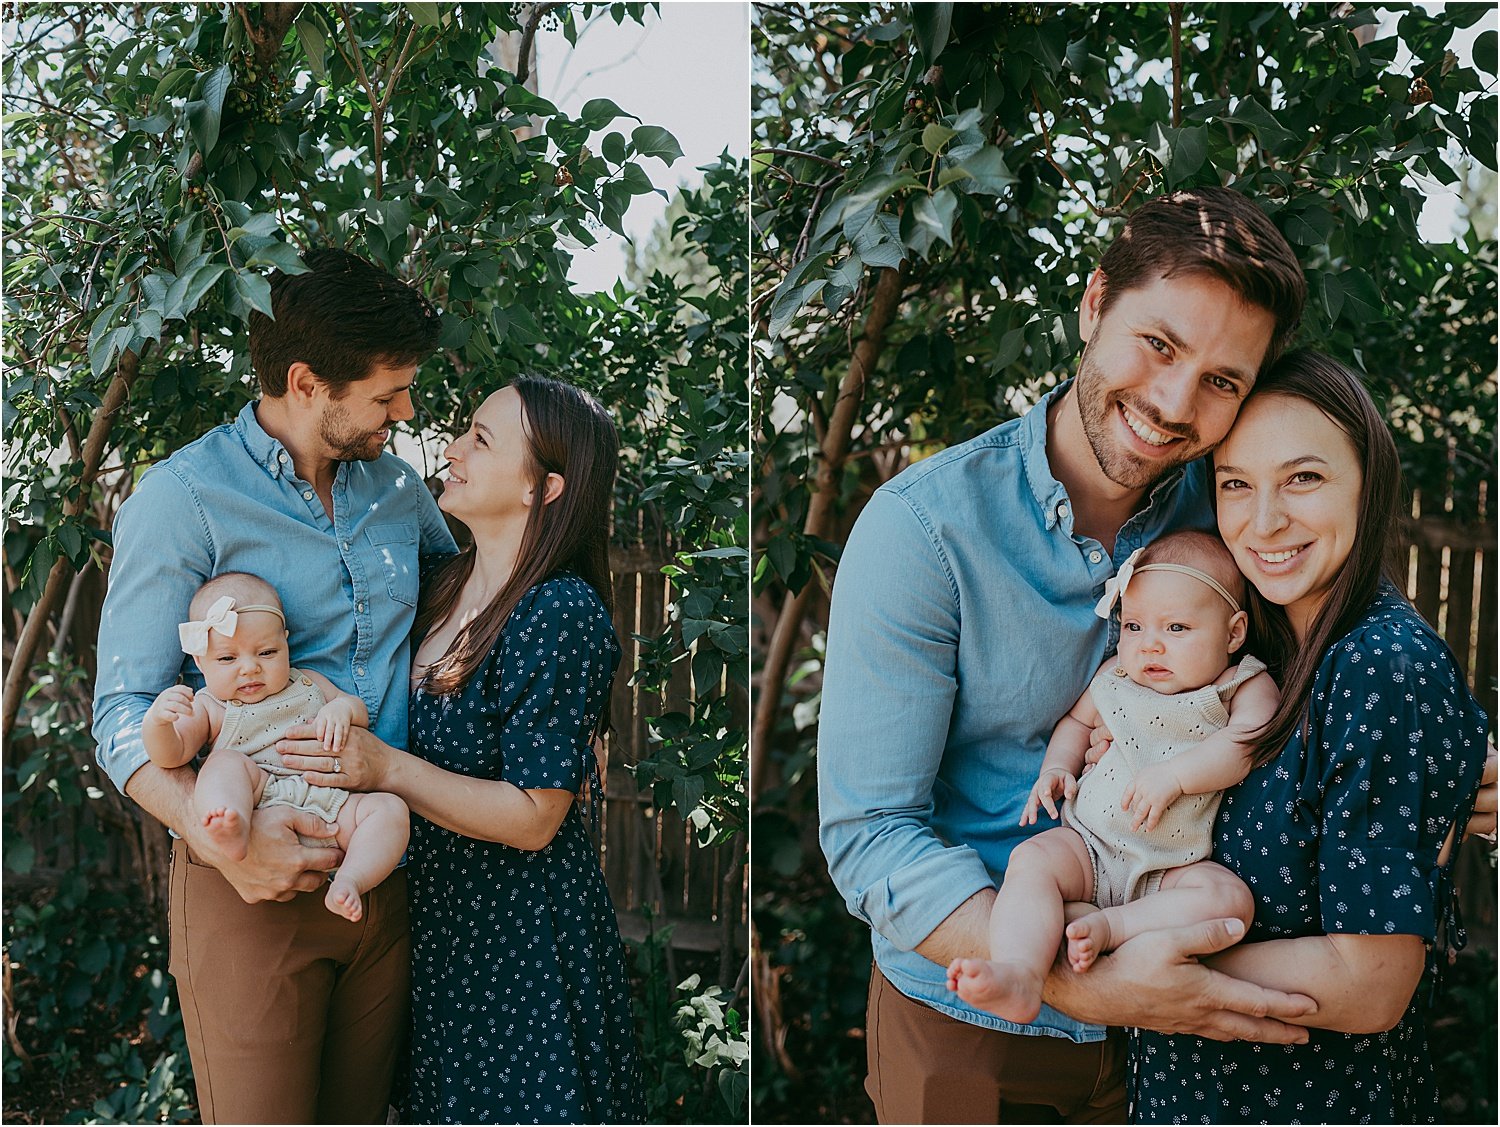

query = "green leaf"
581;97;638;130
405;1;440;27
953;146;1015;195
244;242;309;275
631;125;684;164
909;190;958;255
601;130;627;164
165;263;227;320
295;11;328;80
1324;267;1383;324
185;64;232;155
233;270;274;319
228;213;280;241
921;122;957;154
1282;202;1336;246
1220;96;1299;155
911;2;954;66
767;279;826;339
4;839;34;875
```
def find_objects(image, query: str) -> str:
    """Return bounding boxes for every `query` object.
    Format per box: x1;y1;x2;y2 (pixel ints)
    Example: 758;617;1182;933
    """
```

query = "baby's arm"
1123;669;1280;830
305;671;369;754
1023;664;1108;825
143;686;212;769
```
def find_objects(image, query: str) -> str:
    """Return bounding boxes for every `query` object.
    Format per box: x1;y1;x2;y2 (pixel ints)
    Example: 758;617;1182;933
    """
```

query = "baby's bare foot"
1065;911;1115;972
947;957;1042;1023
325;878;364;922
201;807;248;861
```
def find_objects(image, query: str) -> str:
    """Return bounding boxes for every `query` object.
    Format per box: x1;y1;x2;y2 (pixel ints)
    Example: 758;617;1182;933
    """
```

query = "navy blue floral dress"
1133;585;1489;1124
402;574;645;1124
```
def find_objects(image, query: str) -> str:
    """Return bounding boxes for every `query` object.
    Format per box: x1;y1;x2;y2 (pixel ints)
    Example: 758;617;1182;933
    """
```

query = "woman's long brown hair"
1226;349;1405;769
415;375;619;696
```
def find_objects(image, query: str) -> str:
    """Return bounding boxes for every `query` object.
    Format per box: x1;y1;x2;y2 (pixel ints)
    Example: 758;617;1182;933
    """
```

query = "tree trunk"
750;265;905;799
3;351;141;740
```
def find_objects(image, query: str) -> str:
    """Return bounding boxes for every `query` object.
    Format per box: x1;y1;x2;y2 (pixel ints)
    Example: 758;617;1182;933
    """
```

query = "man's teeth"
1257;547;1303;563
1123;407;1174;446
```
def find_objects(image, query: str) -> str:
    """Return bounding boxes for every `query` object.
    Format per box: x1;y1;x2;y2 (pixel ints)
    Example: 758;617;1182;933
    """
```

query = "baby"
948;530;1278;1023
143;572;409;922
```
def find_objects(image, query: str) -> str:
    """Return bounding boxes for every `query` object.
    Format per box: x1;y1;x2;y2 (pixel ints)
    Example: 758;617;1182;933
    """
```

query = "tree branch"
3;350;143;740
515;2;565;89
750;265;906;799
1170;3;1183;128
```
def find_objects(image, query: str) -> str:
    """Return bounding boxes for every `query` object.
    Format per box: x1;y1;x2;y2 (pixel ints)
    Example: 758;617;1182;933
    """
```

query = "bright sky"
536;3;749;293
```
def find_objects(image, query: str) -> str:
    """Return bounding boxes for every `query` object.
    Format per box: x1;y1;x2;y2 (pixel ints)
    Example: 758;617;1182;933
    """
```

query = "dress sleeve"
488;580;618;793
1311;621;1488;941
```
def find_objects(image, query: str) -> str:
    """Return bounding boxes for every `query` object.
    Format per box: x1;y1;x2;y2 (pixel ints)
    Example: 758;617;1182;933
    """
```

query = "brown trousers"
167;840;410;1124
865;967;1127;1124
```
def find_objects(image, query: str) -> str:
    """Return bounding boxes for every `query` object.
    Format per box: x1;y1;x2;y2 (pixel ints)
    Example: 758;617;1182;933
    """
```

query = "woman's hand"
1122;762;1184;831
278;725;397;791
1082;722;1114;772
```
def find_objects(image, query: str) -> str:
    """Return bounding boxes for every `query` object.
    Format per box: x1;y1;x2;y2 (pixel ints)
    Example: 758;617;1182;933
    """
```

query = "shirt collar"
234;400;296;479
1019;377;1189;532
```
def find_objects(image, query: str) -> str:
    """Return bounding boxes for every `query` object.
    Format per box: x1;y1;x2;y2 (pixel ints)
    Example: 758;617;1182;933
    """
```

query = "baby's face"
192;610;292;704
1117;570;1241;695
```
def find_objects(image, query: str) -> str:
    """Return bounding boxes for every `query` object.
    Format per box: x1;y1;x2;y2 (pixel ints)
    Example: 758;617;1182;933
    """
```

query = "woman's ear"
525;472;566;508
1227;609;1248;654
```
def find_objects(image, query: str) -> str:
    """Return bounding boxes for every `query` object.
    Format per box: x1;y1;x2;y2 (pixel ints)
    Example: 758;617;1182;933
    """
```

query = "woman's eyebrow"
1215;454;1330;475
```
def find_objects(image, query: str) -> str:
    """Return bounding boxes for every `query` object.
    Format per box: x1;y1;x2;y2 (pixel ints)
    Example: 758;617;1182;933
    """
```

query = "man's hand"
1044;919;1316;1043
1121;763;1183;831
1022;768;1077;825
183;804;343;904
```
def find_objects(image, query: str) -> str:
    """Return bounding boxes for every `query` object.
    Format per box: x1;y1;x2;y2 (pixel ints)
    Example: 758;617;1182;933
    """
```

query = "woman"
1132;349;1489;1123
288;375;645;1124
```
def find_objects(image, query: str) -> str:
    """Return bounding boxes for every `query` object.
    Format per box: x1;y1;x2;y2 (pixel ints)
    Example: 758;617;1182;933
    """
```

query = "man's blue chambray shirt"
93;401;457;794
817;380;1215;1041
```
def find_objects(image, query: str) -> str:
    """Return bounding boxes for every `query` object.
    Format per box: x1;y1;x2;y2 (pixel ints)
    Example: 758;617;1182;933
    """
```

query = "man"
92;248;457;1124
818;188;1314;1123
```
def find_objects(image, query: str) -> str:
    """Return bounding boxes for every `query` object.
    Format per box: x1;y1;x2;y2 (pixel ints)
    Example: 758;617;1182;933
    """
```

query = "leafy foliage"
752;3;1495;1120
3;3;746;1121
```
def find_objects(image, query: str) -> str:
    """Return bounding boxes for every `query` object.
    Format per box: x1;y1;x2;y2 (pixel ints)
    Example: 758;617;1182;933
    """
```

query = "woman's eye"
1217;478;1247;492
1290;471;1322;485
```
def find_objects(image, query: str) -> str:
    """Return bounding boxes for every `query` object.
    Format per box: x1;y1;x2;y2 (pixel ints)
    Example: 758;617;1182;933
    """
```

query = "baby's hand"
314;698;360;753
147;685;196;727
1021;768;1077;826
1121;763;1183;831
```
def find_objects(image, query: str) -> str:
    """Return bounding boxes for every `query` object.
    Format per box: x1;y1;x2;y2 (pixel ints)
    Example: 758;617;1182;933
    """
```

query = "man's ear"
285;361;325;405
1227;609;1248;654
525;472;565;508
1079;268;1108;344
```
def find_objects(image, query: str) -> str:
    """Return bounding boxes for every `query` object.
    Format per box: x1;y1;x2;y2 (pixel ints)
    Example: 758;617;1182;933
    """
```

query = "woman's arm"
280;721;575;851
1204;932;1425;1035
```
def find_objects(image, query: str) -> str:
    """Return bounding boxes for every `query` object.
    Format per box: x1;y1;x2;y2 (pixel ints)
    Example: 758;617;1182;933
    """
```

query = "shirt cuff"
99;731;152;796
856;845;997;953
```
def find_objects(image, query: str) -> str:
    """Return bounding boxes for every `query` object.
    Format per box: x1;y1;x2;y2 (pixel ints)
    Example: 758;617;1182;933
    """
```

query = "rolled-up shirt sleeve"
817;488;996;953
92;467;212;794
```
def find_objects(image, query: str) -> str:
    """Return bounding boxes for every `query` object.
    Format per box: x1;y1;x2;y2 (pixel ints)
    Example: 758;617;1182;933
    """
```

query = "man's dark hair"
248;247;442;398
1097;187;1306;366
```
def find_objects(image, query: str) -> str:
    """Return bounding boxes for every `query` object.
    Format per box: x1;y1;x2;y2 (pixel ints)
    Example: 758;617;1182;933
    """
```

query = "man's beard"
1074;345;1202;490
319;402;387;462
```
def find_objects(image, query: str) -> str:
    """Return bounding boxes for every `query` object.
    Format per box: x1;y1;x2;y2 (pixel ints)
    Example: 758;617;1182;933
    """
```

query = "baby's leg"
1066;860;1254;971
947;827;1094;1023
193;750;266;861
324;793;410;922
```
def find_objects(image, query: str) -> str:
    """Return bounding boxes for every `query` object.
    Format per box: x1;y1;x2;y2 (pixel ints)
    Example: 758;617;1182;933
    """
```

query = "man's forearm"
123;761;197;837
913;887;996;967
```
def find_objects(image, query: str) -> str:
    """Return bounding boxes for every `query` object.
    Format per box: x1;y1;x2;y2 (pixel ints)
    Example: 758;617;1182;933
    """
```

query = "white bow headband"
1093;547;1241;620
179;596;286;656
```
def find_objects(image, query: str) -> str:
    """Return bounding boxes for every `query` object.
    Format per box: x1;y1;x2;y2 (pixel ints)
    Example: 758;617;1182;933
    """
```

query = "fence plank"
1444;548;1476;680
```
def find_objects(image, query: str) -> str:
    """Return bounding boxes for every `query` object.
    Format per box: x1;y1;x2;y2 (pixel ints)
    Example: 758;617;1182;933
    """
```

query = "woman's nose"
1252;492;1289;537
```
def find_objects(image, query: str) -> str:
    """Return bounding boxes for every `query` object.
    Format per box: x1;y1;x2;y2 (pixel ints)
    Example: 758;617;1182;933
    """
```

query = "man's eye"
1207;374;1235;392
1146;336;1169;354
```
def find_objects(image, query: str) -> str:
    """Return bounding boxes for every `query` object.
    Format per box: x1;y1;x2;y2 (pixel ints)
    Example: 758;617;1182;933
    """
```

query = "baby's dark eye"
1122;622;1140;631
1168;623;1188;632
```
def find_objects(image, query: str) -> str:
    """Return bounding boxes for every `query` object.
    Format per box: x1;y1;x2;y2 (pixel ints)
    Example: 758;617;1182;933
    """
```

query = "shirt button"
1057;502;1069;520
1089;550;1103;564
278;452;287;464
355;666;365;678
342;541;350;551
302;490;313;501
356;601;365;613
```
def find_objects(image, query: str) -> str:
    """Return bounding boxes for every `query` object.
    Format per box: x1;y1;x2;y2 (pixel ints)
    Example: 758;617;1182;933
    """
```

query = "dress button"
1090;550;1103;564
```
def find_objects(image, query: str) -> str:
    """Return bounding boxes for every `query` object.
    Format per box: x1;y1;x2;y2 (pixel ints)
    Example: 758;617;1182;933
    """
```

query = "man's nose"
1144;365;1198;428
390;390;415;422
